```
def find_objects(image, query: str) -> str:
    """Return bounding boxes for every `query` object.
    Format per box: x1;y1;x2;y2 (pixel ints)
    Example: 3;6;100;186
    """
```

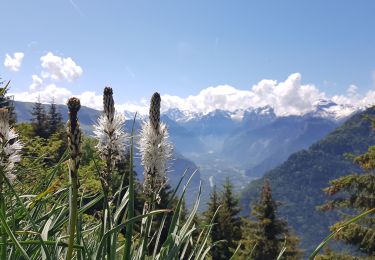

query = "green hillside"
240;106;375;252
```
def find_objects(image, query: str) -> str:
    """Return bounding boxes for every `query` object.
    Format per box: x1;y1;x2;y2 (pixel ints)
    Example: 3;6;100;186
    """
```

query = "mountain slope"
240;106;375;252
223;115;338;176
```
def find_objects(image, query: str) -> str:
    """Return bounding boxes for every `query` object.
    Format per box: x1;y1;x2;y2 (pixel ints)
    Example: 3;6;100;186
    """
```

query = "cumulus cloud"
29;75;43;91
4;52;24;72
76;91;102;110
160;73;326;116
13;84;72;104
10;72;375;117
40;52;82;81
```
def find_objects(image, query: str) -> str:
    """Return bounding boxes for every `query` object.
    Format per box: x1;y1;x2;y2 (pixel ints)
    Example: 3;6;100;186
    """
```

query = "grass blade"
0;209;31;260
309;208;375;260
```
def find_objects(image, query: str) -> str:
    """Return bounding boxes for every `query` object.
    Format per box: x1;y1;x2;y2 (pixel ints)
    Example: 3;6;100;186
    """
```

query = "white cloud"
160;73;326;116
29;75;43;91
13;84;72;104
10;72;375;118
76;91;102;110
40;52;83;82
4;52;24;72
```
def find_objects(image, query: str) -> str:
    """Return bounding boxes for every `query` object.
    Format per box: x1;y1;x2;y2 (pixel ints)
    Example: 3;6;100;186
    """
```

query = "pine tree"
31;96;48;138
46;98;63;136
218;177;242;258
204;185;222;260
0;79;17;125
238;180;301;260
319;145;375;257
203;179;242;260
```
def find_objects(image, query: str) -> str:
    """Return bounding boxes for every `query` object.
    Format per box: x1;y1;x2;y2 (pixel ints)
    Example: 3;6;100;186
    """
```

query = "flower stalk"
140;92;172;208
93;87;127;259
66;98;82;260
139;92;172;258
0;108;23;259
123;116;136;260
93;87;127;197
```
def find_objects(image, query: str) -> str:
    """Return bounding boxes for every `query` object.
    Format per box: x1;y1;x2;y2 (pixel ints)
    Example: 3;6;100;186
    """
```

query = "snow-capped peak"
309;99;359;121
161;100;360;123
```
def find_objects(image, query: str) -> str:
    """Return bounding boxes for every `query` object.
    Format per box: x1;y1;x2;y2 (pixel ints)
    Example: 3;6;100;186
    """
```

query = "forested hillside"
241;106;375;251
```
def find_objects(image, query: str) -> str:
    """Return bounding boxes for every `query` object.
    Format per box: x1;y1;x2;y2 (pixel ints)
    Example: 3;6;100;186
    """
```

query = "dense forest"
0;80;374;259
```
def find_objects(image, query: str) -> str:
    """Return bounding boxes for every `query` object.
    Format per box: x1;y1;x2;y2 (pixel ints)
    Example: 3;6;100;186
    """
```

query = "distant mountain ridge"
163;98;359;123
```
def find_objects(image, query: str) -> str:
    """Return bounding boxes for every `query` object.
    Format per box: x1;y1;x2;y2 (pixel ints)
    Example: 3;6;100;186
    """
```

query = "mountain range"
13;99;360;209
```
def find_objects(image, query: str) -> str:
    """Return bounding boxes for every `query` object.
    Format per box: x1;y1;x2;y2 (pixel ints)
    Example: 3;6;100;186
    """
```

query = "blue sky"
1;0;375;114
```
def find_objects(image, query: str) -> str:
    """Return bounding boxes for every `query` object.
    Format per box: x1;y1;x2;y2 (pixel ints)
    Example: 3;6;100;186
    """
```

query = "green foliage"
0;113;212;259
317;144;375;258
240;106;375;251
31;96;49;138
29;97;64;139
237;180;301;260
46;98;64;137
204;185;222;259
0;79;17;125
315;247;363;260
204;178;242;260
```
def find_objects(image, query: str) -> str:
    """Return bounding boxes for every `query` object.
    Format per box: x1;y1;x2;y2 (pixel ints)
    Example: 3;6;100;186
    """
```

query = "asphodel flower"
93;87;127;166
140;92;172;204
0;108;23;183
93;87;127;195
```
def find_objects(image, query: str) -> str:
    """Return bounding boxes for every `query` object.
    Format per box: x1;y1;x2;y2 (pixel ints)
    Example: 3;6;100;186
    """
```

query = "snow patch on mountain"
309;99;360;121
161;100;357;123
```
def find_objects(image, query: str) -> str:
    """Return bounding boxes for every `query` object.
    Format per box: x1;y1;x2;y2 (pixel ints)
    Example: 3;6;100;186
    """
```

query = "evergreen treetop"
47;98;64;136
320;145;375;257
0;79;17;125
31;96;48;138
238;179;301;260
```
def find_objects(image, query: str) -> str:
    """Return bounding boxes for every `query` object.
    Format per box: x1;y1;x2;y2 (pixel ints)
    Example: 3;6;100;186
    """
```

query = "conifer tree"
0;79;17;125
47;98;63;136
204;185;222;260
31;96;48;138
238;180;301;260
319;145;375;257
218;177;242;258
204;179;242;260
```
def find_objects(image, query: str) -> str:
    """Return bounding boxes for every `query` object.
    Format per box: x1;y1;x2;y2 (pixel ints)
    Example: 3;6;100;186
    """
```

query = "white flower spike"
0;108;23;183
93;87;128;166
140;92;172;203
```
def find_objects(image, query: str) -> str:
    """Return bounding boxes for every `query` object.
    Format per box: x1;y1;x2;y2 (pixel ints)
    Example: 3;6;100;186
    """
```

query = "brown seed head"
149;92;161;130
